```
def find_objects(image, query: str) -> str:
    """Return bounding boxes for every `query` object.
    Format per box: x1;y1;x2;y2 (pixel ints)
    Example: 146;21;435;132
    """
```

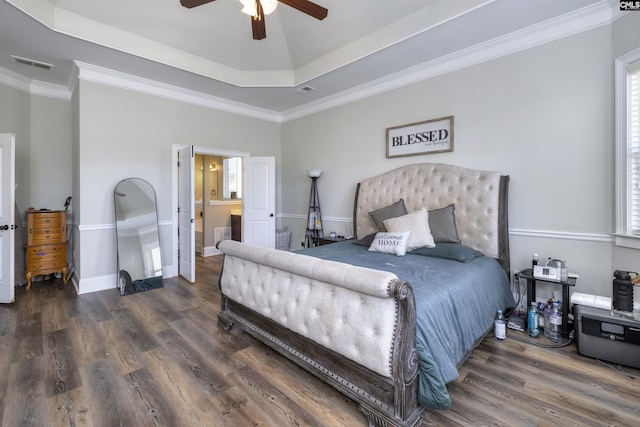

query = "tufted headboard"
354;163;510;276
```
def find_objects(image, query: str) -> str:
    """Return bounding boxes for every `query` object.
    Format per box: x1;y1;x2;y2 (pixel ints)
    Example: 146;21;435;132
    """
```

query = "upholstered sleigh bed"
216;163;513;427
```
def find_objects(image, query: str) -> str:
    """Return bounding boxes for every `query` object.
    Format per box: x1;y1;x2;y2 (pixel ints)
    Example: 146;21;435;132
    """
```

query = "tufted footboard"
217;240;422;427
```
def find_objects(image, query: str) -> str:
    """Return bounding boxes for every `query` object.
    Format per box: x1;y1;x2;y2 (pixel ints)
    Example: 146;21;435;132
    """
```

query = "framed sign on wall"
386;116;454;158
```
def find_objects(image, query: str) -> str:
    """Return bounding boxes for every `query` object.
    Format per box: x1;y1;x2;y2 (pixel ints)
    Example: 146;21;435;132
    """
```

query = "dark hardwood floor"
2;255;639;427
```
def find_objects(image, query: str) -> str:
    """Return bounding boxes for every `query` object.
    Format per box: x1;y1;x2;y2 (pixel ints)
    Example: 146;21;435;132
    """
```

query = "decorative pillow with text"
368;231;412;256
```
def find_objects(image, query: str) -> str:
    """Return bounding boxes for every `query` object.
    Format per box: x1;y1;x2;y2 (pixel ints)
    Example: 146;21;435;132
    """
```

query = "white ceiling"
0;0;615;116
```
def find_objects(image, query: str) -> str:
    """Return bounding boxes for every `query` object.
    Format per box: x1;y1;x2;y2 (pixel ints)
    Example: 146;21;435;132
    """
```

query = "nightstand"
317;236;352;246
519;268;577;337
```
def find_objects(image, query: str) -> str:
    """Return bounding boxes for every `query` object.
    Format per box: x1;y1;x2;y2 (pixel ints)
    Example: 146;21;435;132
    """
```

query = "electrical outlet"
511;269;520;288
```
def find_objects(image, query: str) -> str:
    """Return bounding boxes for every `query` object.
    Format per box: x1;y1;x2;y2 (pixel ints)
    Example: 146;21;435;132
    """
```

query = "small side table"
519;268;577;337
318;236;352;246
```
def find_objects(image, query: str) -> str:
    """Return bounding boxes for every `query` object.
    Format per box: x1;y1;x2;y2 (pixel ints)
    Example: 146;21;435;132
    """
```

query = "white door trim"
0;133;15;303
171;144;248;279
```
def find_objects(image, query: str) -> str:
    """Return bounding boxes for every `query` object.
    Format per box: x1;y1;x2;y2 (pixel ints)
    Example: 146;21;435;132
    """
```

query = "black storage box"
574;304;640;369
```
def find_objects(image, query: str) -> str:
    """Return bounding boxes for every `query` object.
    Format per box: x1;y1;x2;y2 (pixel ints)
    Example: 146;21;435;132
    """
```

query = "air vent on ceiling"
294;86;315;94
11;55;54;71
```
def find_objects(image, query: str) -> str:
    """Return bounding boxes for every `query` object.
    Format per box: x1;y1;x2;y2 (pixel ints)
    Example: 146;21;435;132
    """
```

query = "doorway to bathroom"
172;144;275;283
194;153;243;257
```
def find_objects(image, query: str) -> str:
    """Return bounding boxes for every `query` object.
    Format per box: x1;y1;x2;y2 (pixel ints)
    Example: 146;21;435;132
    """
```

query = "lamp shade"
261;0;278;14
240;0;278;16
307;169;322;178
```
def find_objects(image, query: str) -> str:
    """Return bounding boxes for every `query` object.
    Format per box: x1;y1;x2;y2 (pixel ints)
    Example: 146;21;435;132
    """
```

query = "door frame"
171;144;248;279
0;133;15;303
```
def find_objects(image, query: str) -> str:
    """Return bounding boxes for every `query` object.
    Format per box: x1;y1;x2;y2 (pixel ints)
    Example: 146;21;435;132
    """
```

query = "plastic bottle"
548;302;562;343
527;302;540;338
495;309;506;340
543;302;551;338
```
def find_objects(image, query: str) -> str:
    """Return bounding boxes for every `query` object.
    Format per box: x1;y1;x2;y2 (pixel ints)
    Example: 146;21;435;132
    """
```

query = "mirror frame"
114;177;163;295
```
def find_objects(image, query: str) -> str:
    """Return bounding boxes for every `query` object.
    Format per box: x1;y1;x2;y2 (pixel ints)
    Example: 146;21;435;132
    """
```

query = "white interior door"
178;145;195;282
243;156;275;248
0;134;16;303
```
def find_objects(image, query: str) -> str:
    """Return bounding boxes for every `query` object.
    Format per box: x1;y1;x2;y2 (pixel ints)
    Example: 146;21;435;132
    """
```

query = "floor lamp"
306;169;323;247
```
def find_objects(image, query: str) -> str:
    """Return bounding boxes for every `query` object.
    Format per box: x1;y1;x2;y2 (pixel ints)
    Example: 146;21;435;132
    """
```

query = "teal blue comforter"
297;241;514;409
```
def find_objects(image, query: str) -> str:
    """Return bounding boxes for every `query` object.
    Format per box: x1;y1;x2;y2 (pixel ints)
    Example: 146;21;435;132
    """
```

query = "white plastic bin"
275;227;291;251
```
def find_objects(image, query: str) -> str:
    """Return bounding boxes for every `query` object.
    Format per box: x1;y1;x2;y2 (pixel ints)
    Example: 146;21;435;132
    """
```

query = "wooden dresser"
25;210;68;289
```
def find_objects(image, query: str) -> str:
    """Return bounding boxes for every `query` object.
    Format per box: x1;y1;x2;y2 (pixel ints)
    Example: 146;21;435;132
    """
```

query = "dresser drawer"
26;244;66;268
27;211;66;245
26;244;66;257
32;231;64;244
27;252;65;267
27;258;66;271
31;213;63;227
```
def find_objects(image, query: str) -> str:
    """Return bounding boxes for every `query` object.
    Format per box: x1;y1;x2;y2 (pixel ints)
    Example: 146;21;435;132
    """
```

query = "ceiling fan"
180;0;328;40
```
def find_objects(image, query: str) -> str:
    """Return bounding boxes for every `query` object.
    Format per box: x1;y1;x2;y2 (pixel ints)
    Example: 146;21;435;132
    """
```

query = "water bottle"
528;302;540;338
543;303;551;338
494;309;506;340
548;302;562;343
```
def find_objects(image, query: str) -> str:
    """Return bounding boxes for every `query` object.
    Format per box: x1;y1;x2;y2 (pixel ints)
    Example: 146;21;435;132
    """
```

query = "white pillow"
368;231;411;256
383;208;435;251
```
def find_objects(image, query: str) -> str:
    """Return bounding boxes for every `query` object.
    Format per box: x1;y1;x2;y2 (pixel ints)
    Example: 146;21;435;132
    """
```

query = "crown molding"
0;65;71;100
72;61;282;123
281;1;621;121
0;1;622;122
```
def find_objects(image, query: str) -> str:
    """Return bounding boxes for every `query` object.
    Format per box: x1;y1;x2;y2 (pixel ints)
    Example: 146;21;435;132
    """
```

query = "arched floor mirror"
114;178;163;295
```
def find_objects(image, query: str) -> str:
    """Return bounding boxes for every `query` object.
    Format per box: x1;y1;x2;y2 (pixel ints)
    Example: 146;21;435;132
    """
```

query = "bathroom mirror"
114;178;163;295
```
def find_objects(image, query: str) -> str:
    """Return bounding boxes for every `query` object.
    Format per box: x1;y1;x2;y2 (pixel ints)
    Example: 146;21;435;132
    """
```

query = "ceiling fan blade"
180;0;216;8
251;1;266;40
278;0;328;20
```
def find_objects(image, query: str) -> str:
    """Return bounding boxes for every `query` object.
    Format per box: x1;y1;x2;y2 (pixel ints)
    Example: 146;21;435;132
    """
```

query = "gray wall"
29;95;72;210
74;80;281;292
0;85;71;224
280;18;633;304
0;84;31;212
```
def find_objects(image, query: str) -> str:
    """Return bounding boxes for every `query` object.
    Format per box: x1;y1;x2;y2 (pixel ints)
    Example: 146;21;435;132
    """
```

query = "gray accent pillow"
429;204;460;243
353;232;377;247
369;199;407;232
409;243;483;262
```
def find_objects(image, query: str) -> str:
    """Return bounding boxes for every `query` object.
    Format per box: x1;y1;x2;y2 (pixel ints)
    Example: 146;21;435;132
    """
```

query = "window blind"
629;61;640;233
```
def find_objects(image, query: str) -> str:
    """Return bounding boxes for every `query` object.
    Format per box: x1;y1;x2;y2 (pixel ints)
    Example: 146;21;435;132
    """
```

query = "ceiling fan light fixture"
240;0;277;17
240;1;257;16
261;0;278;15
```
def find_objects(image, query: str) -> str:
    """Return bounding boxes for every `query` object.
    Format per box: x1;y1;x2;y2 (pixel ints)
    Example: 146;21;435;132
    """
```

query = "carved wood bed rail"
217;239;422;426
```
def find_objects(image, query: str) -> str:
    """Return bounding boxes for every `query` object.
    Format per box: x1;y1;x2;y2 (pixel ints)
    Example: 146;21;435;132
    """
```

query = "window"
223;157;243;200
615;48;640;248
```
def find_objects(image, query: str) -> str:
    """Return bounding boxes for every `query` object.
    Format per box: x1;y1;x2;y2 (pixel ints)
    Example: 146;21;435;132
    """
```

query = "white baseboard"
202;245;223;256
77;273;117;295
